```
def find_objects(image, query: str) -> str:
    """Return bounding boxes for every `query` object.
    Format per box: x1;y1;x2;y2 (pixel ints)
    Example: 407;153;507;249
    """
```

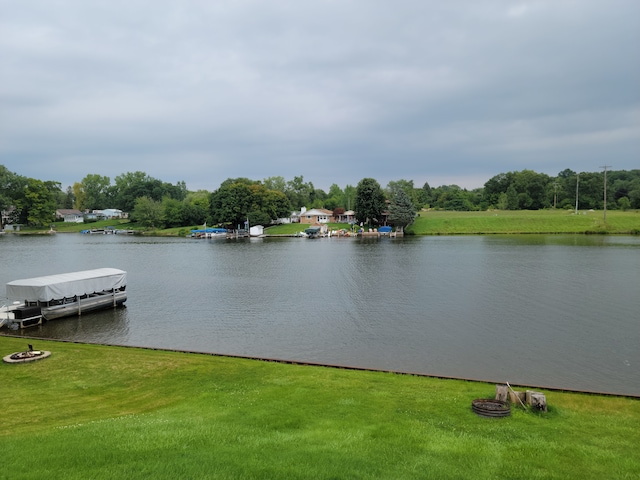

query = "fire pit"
3;347;51;364
472;398;511;418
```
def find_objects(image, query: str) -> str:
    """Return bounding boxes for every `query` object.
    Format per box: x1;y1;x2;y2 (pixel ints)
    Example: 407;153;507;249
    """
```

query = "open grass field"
264;210;640;236
1;336;638;479
407;209;640;235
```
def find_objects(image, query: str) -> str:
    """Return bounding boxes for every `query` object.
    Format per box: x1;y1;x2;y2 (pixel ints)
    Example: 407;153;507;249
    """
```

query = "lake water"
1;232;639;396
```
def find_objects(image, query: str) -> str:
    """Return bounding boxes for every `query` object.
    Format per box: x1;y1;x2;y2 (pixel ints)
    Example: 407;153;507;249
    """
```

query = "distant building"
299;208;335;224
249;225;265;236
93;209;126;219
335;210;356;223
55;209;84;223
2;206;16;227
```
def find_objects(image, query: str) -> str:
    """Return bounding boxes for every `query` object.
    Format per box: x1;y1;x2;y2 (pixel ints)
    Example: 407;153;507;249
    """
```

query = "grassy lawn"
1;336;638;479
408;209;640;235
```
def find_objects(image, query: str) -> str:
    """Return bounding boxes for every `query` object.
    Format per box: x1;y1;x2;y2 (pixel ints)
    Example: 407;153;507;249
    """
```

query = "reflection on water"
12;307;131;345
1;233;639;396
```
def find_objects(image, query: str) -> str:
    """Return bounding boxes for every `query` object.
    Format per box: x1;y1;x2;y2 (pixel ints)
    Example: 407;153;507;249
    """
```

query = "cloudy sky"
1;0;638;192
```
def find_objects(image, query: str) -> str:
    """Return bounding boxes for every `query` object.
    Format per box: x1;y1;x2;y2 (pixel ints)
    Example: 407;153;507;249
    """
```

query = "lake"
1;232;639;396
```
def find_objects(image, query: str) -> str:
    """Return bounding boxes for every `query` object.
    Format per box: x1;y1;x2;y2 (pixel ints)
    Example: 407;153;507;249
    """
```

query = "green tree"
80;174;111;210
72;182;86;210
182;191;211;226
259;189;291;222
431;185;475;211
343;184;356;211
60;186;75;209
161;197;184;228
311;188;327;209
506;184;518;210
114;172;155;213
162;180;188;202
285;175;314;209
132;196;164;229
416;181;432;208
324;184;344;211
629;187;640;209
575;172;603;210
210;181;253;227
14;179;59;226
388;188;417;227
497;192;508;210
512;170;551;209
113;172;186;213
263;176;287;193
483;170;551;210
0;165;27;224
617;197;630;211
386;180;417;209
355;178;385;226
483;172;515;207
210;179;290;227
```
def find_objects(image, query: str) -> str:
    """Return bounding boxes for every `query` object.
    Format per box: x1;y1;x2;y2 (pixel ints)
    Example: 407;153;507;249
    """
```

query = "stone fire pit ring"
3;350;51;364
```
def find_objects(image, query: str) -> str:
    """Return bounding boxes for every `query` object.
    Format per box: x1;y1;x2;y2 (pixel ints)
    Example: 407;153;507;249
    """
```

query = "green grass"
408;209;640;235
265;222;354;235
1;336;638;479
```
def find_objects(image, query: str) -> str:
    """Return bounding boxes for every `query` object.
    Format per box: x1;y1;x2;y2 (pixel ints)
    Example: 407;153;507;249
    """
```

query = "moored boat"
1;268;127;329
189;227;228;238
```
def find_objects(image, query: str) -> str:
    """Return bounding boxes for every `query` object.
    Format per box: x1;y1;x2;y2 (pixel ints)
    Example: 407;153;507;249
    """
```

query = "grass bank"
408;209;640;235
1;336;638;479
262;210;640;236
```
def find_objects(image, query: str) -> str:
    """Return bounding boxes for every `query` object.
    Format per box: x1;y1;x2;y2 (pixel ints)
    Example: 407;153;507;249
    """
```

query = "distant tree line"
1;164;638;229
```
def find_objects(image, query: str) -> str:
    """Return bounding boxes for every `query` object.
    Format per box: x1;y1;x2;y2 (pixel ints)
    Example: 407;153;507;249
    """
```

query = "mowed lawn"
1;336;638;479
408;209;640;235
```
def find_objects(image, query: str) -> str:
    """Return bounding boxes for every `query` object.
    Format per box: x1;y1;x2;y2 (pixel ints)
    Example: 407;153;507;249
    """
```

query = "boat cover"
191;228;227;234
6;268;127;302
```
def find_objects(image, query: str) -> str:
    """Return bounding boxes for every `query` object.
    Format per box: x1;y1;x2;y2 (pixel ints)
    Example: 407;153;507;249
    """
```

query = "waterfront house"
335;210;356;223
55;209;84;223
93;209;126;219
299;208;335;224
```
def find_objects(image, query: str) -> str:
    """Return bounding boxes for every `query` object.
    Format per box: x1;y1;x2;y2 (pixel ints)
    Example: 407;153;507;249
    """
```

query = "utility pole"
600;165;612;223
575;173;579;215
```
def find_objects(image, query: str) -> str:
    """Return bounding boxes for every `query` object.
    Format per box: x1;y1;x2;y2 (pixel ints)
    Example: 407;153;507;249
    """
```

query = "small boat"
1;268;127;329
189;227;228;238
304;227;322;238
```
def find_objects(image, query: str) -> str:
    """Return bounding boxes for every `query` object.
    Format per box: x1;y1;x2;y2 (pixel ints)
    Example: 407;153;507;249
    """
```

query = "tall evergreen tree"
388;188;416;227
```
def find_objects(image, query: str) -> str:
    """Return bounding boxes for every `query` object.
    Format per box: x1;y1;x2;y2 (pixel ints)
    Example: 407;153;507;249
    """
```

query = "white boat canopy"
6;268;127;302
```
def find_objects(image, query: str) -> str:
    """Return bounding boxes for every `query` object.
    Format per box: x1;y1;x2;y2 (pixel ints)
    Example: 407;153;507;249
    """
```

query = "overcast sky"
1;0;638;193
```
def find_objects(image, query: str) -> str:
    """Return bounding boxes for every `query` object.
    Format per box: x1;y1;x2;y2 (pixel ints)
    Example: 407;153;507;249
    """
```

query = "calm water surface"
1;233;639;396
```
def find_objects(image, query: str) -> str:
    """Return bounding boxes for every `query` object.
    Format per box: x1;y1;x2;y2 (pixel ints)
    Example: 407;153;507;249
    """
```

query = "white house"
56;209;84;223
93;209;125;219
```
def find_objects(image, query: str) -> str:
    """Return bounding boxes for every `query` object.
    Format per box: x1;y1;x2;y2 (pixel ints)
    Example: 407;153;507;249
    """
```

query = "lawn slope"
1;337;638;479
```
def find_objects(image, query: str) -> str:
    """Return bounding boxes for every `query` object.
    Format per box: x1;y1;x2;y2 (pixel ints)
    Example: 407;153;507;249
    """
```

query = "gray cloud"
1;0;638;192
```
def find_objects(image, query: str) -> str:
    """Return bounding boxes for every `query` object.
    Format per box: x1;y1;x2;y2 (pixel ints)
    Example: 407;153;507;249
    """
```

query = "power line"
600;165;612;223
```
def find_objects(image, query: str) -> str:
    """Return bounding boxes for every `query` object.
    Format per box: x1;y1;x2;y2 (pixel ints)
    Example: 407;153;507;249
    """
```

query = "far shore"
10;208;639;236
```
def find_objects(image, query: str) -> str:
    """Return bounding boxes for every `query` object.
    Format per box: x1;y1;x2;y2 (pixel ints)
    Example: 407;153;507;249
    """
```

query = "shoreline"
3;333;637;399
